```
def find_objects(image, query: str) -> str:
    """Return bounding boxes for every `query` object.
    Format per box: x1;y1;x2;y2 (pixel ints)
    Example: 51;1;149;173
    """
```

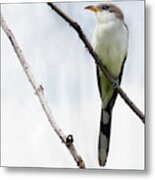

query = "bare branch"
47;2;145;124
0;13;85;169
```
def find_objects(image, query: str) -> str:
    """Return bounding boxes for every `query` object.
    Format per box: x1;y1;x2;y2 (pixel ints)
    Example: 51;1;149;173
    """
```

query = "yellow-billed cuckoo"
85;3;128;166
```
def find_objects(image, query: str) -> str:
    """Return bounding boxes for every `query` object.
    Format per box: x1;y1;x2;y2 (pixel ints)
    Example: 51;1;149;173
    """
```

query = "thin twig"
0;13;85;169
47;2;145;124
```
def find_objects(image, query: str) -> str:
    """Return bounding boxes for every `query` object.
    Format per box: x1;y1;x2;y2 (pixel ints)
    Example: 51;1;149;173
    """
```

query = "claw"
112;79;119;88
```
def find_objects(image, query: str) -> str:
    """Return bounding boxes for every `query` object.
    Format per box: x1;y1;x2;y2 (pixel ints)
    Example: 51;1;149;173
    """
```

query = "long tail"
96;58;126;166
98;107;112;166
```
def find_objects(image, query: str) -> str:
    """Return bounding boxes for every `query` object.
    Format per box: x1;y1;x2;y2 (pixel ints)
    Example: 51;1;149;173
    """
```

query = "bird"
85;3;128;166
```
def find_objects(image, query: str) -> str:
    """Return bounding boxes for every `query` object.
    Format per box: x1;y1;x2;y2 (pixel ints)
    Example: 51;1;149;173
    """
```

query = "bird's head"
85;3;124;23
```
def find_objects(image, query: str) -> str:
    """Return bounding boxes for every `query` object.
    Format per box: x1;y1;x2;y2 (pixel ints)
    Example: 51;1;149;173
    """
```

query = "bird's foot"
112;79;119;89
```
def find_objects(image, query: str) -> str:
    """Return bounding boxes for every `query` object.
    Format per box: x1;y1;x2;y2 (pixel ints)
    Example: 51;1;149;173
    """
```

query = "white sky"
1;0;145;169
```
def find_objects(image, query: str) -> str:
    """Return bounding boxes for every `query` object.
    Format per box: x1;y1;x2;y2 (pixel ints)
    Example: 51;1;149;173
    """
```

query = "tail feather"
96;54;126;166
98;108;112;166
98;86;119;166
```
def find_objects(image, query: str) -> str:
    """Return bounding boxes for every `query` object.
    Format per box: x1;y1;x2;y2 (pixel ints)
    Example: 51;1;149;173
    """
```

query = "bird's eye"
102;5;109;10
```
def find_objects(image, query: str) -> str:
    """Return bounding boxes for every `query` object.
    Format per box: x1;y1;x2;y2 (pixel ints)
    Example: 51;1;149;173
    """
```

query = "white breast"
92;15;128;78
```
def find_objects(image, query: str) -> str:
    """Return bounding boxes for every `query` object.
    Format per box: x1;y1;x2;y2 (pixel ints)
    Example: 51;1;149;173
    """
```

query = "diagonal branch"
47;2;145;124
0;13;85;169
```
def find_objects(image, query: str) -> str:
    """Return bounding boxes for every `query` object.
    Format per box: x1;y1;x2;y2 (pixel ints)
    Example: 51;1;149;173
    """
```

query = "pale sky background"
1;0;145;169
